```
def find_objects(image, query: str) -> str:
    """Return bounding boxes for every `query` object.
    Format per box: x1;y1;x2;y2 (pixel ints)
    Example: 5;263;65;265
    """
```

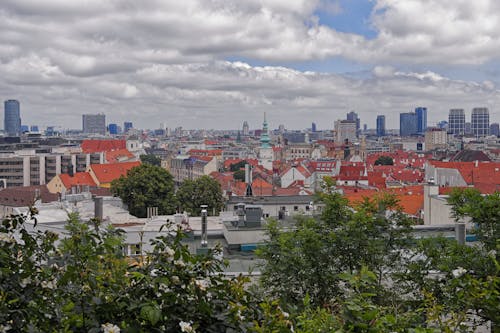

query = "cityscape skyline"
0;1;500;129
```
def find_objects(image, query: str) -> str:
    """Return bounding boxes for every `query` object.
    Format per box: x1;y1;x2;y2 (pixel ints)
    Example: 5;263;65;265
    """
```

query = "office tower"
448;109;465;135
376;115;386;137
124;121;133;133
4;100;21;137
242;121;249;136
335;120;357;143
415;107;427;134
437;120;448;130
311;122;317;132
490;123;500;137
21;125;29;133
30;125;39;132
471;107;489;138
108;123;118;135
346;111;360;137
82;113;106;135
400;112;418;137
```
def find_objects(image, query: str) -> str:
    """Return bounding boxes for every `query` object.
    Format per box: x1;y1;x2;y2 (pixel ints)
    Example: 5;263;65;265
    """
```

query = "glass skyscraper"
376;115;385;137
448;109;465;135
400;112;418;137
471;107;489;138
4;100;21;137
415;107;427;134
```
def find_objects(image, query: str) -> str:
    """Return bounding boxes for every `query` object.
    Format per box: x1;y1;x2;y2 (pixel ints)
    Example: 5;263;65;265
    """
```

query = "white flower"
0;233;13;243
171;276;180;284
165;246;175;257
41;279;57;289
452;267;467;278
20;277;31;288
158;283;171;293
282;311;289;318
236;310;245;321
0;324;12;332
179;321;195;332
194;279;210;291
488;250;497;258
174;260;185;267
101;323;120;333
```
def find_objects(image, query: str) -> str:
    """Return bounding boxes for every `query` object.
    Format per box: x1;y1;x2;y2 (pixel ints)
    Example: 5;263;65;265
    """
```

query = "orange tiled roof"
81;139;126;153
105;149;134;163
90;161;141;184
59;172;97;189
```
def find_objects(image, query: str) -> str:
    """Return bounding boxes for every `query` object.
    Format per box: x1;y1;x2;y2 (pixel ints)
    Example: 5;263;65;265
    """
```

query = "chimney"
94;196;103;221
200;205;208;248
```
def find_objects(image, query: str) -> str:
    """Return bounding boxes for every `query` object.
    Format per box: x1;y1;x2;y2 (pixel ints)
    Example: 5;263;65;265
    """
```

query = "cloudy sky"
1;0;500;130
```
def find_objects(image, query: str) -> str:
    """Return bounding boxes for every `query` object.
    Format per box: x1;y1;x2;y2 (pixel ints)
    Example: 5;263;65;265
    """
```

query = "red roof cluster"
82;139;126;153
90;161;141;184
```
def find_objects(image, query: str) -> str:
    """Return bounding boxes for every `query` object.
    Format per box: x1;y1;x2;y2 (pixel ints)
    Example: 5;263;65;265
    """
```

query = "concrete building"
346;111;360;137
0;150;104;188
334;120;357;143
82;113;106;135
4;100;21;137
425;127;447;151
448;109;465;135
489;123;499;137
471;107;489;138
169;155;218;185
415;107;427;134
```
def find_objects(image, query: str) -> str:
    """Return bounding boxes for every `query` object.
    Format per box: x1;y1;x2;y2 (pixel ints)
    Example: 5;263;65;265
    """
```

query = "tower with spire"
258;113;274;170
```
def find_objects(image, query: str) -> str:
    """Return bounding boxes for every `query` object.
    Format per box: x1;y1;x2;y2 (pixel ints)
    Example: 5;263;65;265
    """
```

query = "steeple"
260;112;271;148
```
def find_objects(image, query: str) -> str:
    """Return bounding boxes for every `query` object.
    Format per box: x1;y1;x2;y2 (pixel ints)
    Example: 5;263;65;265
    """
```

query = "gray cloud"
1;1;499;130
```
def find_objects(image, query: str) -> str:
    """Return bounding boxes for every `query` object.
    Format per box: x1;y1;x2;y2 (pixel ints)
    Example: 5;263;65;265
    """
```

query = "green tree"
176;175;225;216
228;160;247;172
374;155;394;165
257;188;414;309
111;164;177;217
233;169;246;182
140;154;162;167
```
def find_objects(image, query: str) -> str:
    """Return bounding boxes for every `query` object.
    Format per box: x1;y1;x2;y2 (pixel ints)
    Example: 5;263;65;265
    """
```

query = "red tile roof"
105;149;134;163
90;161;141;184
81;139;126;153
59;172;97;189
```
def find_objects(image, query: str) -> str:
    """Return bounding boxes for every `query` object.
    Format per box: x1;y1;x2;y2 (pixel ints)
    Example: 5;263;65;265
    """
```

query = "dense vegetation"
1;187;498;332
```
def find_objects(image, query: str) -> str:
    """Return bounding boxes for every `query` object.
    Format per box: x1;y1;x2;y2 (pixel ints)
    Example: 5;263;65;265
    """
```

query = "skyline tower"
376;115;386;137
82;113;106;135
448;109;465;135
400;112;418;137
346;111;360;137
471;107;489;138
242;121;249;136
4;99;21;137
415;107;427;134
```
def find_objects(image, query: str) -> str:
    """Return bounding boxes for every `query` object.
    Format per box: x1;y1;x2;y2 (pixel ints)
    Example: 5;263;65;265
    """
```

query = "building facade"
400;112;418;137
490;123;500;137
346;111;360;137
335;120;357;143
471;107;489;138
415;107;427;134
4;100;21;137
448;109;465;135
425;128;447;151
376;115;386;137
83;114;106;135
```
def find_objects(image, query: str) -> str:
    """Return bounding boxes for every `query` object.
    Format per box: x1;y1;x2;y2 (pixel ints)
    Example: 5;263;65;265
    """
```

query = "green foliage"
176;175;225;216
228;160;247;172
233;169;246;182
374;155;394;166
448;187;500;251
139;154;162;167
0;211;260;332
111;163;177;217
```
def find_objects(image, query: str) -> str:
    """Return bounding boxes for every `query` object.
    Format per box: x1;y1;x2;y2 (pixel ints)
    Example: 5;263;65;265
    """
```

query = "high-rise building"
465;122;472;135
400;112;418;137
448;109;465;135
108;123;118;135
242;121;249;136
346;111;360;137
335;120;357;143
471;107;489;138
311;122;317;132
30;125;39;132
20;125;29;133
376;115;386;137
425;127;447;151
490;123;499;137
4;100;21;137
82;114;106;135
124;121;133;133
415;107;427;134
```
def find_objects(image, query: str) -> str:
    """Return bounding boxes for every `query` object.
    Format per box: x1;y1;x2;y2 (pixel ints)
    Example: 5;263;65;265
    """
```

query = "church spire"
260;113;270;148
